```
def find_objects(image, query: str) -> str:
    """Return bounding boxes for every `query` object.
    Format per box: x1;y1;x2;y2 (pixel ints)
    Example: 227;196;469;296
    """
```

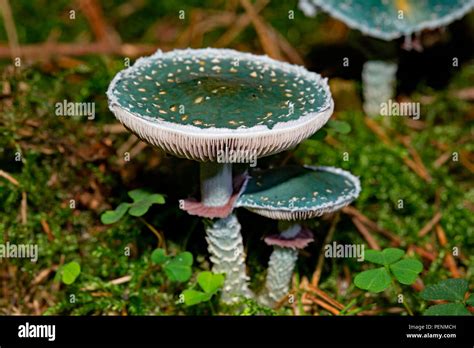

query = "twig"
351;217;380;250
108;275;132;285
0;169;19;186
0;42;161;59
306;285;345;310
435;224;460;278
418;211;442;237
0;0;20;60
40;219;54;241
305;294;340;315
342;206;401;245
240;0;283;60
20;191;27;225
214;0;269;47
311;213;340;287
78;0;121;46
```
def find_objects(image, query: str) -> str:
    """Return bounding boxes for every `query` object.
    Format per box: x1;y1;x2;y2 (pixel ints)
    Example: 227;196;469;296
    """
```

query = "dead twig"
240;0;283;60
0;0;21;60
351;217;380;250
342;206;401;245
418;211;442;237
311;213;340;287
0;169;19;186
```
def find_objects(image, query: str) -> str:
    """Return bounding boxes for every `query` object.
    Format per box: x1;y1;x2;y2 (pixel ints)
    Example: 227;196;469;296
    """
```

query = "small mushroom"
107;48;334;303
298;0;474;116
237;165;361;307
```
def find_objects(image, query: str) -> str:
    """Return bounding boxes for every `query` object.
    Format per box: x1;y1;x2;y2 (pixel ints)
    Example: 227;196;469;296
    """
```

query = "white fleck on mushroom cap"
299;0;474;41
236;166;361;221
107;48;334;162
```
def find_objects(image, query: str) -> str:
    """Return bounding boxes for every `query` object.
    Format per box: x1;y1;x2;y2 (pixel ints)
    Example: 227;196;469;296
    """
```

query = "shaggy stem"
205;213;252;303
362;60;398;117
259;224;301;307
200;162;252;303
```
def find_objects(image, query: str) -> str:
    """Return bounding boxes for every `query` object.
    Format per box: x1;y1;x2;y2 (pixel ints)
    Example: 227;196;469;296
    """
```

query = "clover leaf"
354;248;422;293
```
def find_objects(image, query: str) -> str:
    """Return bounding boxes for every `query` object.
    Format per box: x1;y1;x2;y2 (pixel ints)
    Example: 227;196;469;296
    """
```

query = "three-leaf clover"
421;279;473;316
181;271;225;306
151;248;193;282
101;189;165;224
354;248;423;293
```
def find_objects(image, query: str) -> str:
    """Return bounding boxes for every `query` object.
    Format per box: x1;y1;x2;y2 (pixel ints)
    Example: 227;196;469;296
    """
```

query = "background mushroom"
237;165;361;307
107;48;334;303
298;0;474;116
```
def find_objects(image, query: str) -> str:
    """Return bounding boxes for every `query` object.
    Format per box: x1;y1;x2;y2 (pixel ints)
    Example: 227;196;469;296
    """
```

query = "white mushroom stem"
362;60;398;117
200;162;252;303
200;162;233;206
259;224;301;307
205;213;253;303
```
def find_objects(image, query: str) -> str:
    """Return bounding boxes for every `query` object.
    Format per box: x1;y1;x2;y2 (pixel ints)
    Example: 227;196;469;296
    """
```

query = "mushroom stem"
259;223;301;307
205;213;253;303
200;162;233;207
362;60;398;118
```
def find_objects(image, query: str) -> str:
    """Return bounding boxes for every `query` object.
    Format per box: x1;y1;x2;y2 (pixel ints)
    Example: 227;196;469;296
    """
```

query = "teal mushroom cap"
107;48;334;162
299;0;474;41
237;166;361;220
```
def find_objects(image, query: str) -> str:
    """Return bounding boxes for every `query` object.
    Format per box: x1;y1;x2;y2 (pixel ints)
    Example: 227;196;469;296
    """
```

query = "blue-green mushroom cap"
107;48;334;161
299;0;474;41
237;166;361;220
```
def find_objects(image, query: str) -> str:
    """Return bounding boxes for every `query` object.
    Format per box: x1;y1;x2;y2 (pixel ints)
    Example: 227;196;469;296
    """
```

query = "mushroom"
298;0;474;116
237;165;361;307
106;48;334;303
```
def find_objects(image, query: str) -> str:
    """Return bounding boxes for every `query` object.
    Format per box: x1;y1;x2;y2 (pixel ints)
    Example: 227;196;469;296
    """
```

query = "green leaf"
164;252;193;282
127;190;165;216
421;279;468;302
354;267;391;293
328;120;351;134
181;289;212;306
61;261;81;285
151;249;168;265
466;294;474;306
390;259;423;285
128;189;151;201
309;129;327;141
364;248;405;266
197;271;225;294
424;303;471;316
100;203;130;224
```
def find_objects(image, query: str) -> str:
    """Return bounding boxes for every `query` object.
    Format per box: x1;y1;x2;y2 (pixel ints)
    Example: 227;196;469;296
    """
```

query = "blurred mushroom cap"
107;48;333;162
299;0;474;41
237;165;361;220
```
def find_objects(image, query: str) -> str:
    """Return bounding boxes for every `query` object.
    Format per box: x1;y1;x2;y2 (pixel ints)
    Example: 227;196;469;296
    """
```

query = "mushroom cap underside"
236;165;361;220
300;0;474;41
107;48;333;161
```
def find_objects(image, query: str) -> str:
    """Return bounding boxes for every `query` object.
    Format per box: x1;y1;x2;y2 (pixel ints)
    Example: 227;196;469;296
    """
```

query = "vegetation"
0;0;473;316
